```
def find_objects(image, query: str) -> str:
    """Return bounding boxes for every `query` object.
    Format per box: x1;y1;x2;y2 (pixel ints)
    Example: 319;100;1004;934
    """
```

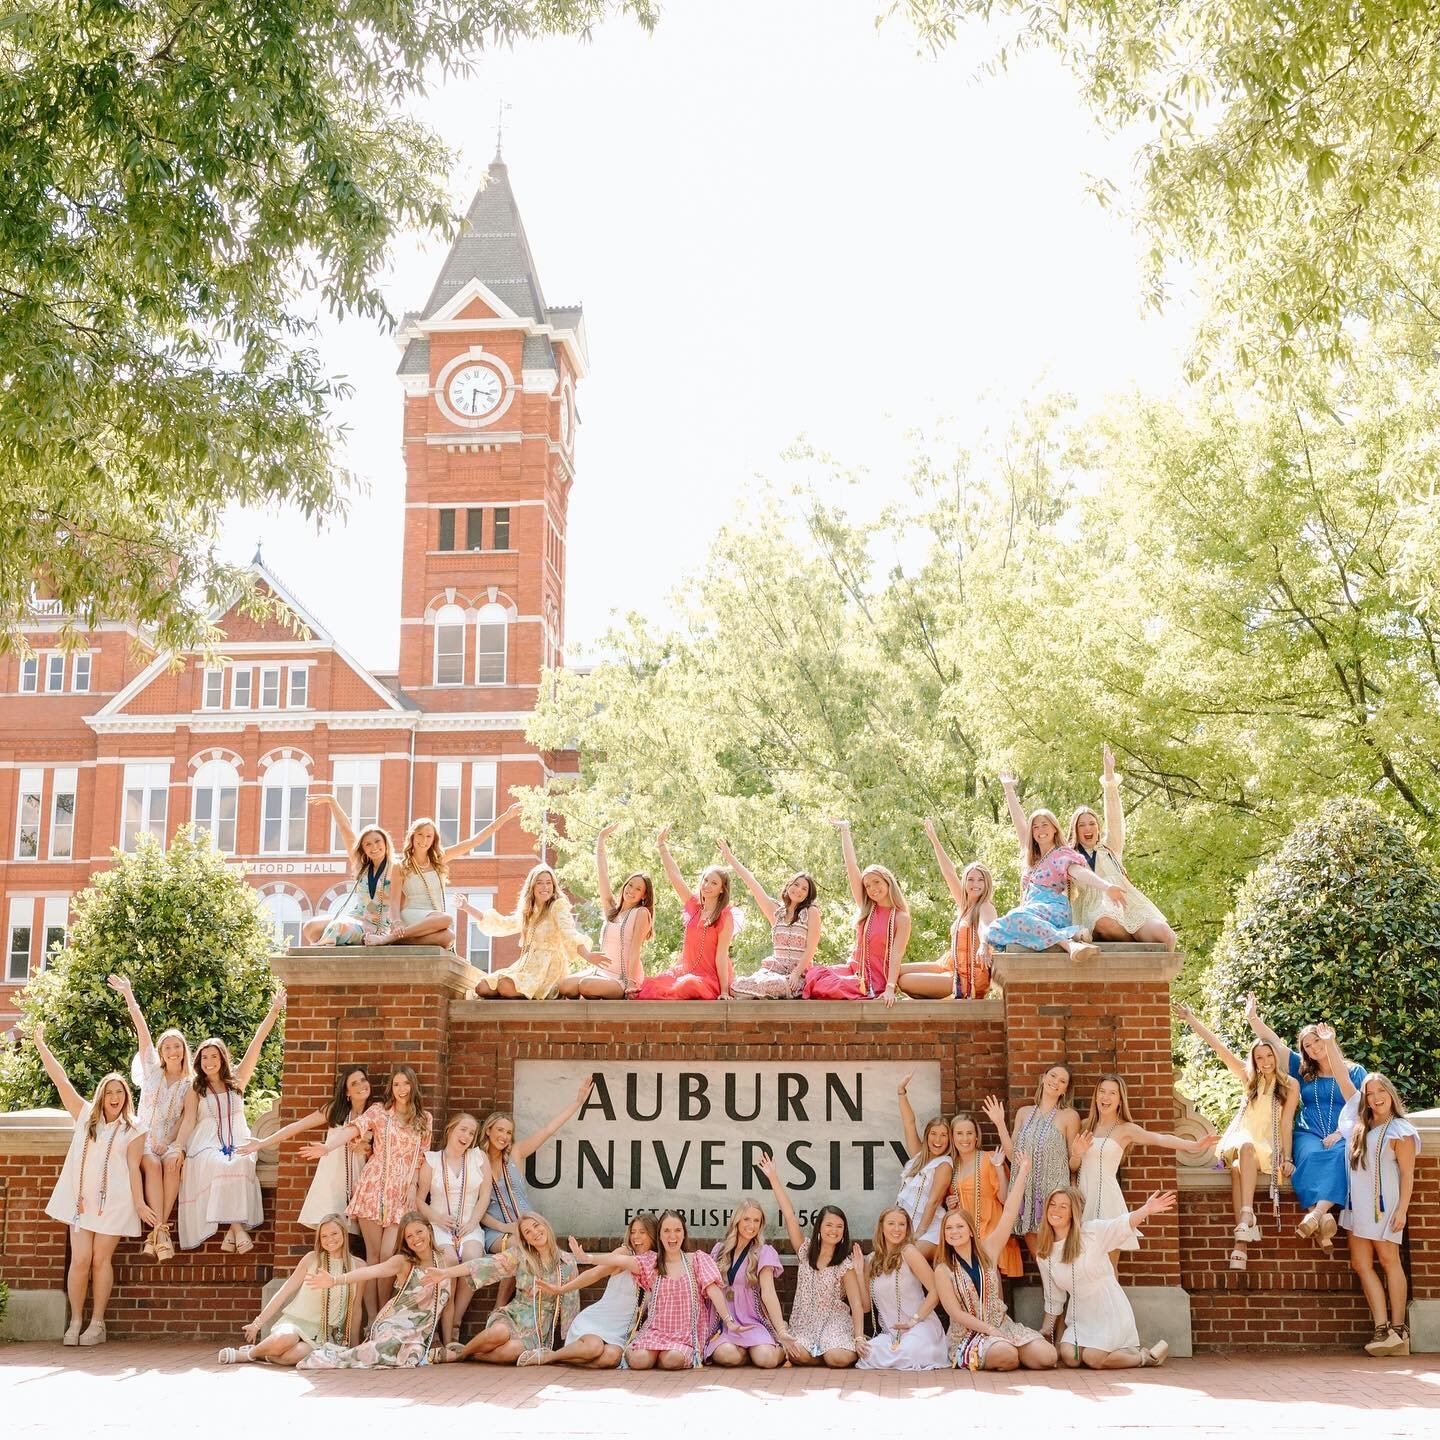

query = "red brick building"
0;154;583;1027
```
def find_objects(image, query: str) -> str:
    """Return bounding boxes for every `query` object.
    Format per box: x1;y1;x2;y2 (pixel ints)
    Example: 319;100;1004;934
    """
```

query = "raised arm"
981;1095;1015;1161
307;789;357;853
1100;743;1126;856
979;1153;1031;1268
756;1150;804;1255
595;823;619;915
1243;993;1295;1075
1173;1001;1248;1081
31;1025;84;1119
1316;1024;1357;1100
513;1076;595;1162
850;1242;870;1302
654;825;693;905
235;1106;326;1158
897;1073;922;1158
830;819;864;907
922;819;967;908
450;799;524;860
235;987;286;1092
716;837;777;920
106;974;154;1062
1127;1189;1177;1232
998;774;1028;858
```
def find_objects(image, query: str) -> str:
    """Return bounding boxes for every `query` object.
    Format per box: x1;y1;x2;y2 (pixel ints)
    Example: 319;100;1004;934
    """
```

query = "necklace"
493;1155;521;1222
152;1072;186;1147
442;1152;469;1247
1017;1106;1058;1228
317;1253;349;1342
869;1262;906;1352
73;1114;123;1221
1086;1123;1121;1221
1372;1118;1394;1224
211;1087;235;1157
416;866;444;913
675;1249;704;1369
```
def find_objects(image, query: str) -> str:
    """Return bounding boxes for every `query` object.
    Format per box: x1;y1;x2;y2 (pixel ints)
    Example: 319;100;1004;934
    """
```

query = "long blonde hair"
714;1199;768;1291
1243;1042;1291;1105
1082;1074;1136;1135
1035;1186;1085;1264
903;1116;951;1179
513;1211;563;1271
311;1214;357;1342
869;1207;912;1276
1349;1073;1408;1171
956;862;993;924
400;817;448;882
857;864;908;929
514;864;567;948
86;1073;138;1139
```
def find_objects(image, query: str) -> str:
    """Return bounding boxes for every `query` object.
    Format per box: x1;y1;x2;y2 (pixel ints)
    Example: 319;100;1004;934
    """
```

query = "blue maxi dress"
1288;1052;1367;1208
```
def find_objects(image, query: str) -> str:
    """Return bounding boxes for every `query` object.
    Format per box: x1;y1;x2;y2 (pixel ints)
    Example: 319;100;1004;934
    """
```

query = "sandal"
1228;1248;1247;1270
141;1227;158;1260
1296;1208;1322;1243
1140;1340;1169;1368
517;1347;553;1367
1318;1214;1337;1252
233;1231;255;1256
220;1229;238;1253
154;1224;175;1263
1070;942;1100;964
1234;1210;1261;1244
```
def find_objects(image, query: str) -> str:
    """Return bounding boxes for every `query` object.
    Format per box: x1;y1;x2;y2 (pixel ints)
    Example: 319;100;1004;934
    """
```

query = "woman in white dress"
854;1207;948;1371
106;972;191;1263
392;805;521;951
557;825;654;999
1035;1184;1175;1368
34;1025;156;1346
418;1112;492;1344
895;1074;954;1257
175;989;285;1253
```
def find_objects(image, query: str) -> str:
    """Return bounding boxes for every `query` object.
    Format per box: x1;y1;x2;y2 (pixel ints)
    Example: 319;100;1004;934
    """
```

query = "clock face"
447;364;504;419
559;389;572;447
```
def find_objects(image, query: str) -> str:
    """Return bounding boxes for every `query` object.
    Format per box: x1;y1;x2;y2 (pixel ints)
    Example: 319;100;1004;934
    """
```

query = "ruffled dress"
347;1103;433;1227
787;1239;858;1355
705;1241;782;1356
630;1249;723;1364
473;895;590;1000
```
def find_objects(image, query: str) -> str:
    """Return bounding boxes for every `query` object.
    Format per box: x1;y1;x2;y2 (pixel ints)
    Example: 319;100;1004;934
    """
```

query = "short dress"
567;1267;642;1347
897;1155;950;1246
635;898;734;1001
473;894;590;1000
943;1255;1045;1369
425;1147;490;1251
463;1248;581;1351
482;1156;534;1250
299;1264;449;1369
1068;780;1168;937
320;861;395;945
1343;1117;1421;1242
178;1086;263;1249
731;905;816;999
399;866;446;928
1075;1130;1139;1252
788;1239;858;1355
986;846;1085;952
1290;1054;1368;1209
45;1102;146;1236
950;1157;1023;1277
706;1241;782;1355
857;1260;948;1371
347;1104;433;1228
1037;1215;1144;1353
271;1253;353;1345
1012;1105;1072;1236
135;1051;189;1160
298;1123;369;1231
950;914;992;1000
802;907;895;1001
1216;1076;1285;1174
569;907;647;994
630;1249;724;1364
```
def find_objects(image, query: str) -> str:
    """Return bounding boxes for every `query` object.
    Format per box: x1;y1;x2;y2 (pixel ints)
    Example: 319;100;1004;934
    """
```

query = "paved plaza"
2;1344;1435;1438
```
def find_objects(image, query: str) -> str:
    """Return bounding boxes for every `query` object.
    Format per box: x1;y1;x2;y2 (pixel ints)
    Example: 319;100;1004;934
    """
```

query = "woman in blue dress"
1245;995;1366;1250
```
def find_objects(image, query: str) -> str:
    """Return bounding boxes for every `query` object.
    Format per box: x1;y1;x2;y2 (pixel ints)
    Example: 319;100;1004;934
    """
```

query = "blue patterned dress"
987;846;1085;951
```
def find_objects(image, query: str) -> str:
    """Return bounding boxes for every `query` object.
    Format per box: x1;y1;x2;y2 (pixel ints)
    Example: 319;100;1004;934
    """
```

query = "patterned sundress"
1011;1105;1072;1236
320;861;395;945
802;907;894;1000
943;1254;1045;1369
136;1052;189;1159
630;1249;724;1365
731;904;817;999
787;1239;858;1355
986;846;1085;952
298;1263;449;1369
462;1248;581;1350
347;1104;432;1227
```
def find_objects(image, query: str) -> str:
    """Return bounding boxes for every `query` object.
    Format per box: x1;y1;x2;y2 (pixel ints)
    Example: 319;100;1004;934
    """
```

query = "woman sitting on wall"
634;827;739;1001
897;823;997;999
393;804;521;952
557;824;653;999
717;837;822;999
303;792;402;947
463;863;590;1000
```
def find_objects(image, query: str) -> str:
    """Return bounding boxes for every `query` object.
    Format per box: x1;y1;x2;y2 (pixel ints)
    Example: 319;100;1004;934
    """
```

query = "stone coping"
450;996;1006;1023
992;946;1183;986
271;946;480;995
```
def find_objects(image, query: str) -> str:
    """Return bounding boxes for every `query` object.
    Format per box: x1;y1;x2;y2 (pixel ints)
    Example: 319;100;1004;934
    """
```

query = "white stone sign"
513;1060;943;1240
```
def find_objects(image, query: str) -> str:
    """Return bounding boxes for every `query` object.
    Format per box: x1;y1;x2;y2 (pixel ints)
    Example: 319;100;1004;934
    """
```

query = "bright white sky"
225;0;1194;669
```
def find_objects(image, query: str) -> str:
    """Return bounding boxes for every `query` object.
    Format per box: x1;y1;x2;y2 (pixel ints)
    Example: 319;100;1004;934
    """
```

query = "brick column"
1409;1112;1440;1351
992;945;1191;1354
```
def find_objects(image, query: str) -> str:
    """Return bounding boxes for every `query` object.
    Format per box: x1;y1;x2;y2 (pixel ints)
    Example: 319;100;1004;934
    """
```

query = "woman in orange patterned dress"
899;822;998;999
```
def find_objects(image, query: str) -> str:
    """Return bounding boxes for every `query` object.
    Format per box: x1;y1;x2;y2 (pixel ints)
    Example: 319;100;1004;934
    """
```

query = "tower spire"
494;99;511;163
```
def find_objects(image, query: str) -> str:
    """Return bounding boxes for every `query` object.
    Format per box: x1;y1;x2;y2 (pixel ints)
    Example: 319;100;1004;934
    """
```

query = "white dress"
1036;1216;1142;1352
1343;1118;1421;1242
857;1261;948;1371
178;1086;263;1249
298;1125;366;1231
400;868;446;928
424;1148;490;1250
1075;1131;1139;1251
566;1269;641;1347
135;1051;189;1160
896;1156;949;1246
46;1102;147;1237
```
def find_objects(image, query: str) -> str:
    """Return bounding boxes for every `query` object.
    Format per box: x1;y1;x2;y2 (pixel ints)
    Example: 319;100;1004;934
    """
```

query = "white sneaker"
62;1321;82;1347
78;1320;106;1347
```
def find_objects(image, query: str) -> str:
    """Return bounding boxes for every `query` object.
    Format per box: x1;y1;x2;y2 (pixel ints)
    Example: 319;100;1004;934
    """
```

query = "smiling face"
964;869;988;900
403;1221;431;1259
818;1210;846;1247
628;1218;655;1254
532;870;556;904
449;1116;478;1152
518;1215;549;1249
412;823;437;854
734;1204;764;1243
1300;1029;1328;1063
863;871;891;905
925;1119;950;1157
1095;1079;1122;1115
100;1078;128;1120
1252;1043;1277;1076
486;1116;514;1154
622;875;648;907
361;830;389;865
1074;811;1100;848
1042;1066;1071;1101
158;1034;187;1075
659;1216;687;1256
783;875;811;907
199;1045;223;1079
1032;814;1059;850
951;1117;979;1154
1045;1191;1073;1231
880;1208;909;1246
390;1071;412;1106
1364;1078;1394;1121
318;1220;348;1257
700;871;724;903
941;1210;974;1251
345;1069;371;1109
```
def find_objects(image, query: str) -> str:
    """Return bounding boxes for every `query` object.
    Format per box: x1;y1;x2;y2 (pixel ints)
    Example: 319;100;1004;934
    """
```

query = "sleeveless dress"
1068;779;1168;937
320;861;395;945
950;1156;1023;1276
1075;1128;1139;1252
1216;1075;1284;1173
1343;1118;1421;1242
987;846;1085;952
473;895;589;999
950;913;992;999
569;907;646;994
178;1086;263;1249
705;1241;782;1355
271;1253;353;1345
942;1254;1045;1369
483;1156;534;1250
896;1155;950;1245
1290;1054;1368;1208
567;1267;642;1347
463;1248;581;1351
299;1264;450;1369
298;1123;367;1231
1036;1216;1144;1353
856;1260;947;1370
399;866;446;928
787;1239;858;1355
636;897;732;1001
803;907;894;1001
1011;1106;1071;1236
630;1249;724;1365
347;1104;432;1227
731;905;816;999
135;1052;189;1160
46;1102;146;1237
425;1147;490;1251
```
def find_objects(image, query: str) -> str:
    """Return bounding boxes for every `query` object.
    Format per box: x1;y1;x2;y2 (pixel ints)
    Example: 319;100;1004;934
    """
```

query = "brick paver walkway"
3;1344;1436;1436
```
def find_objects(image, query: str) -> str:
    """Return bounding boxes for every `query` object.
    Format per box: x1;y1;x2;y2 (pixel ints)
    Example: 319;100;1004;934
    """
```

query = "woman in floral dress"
717;839;821;999
299;1212;449;1369
306;793;402;946
464;863;591;1000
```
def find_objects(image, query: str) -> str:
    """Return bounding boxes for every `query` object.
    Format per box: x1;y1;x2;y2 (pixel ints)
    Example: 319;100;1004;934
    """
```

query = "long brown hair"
1082;1074;1136;1135
935;1206;980;1272
86;1074;138;1139
1349;1074;1408;1171
400;817;448;882
607;872;655;923
696;865;733;928
384;1065;430;1137
1032;1065;1074;1110
1026;808;1064;866
780;873;818;925
1035;1186;1085;1264
516;864;565;948
713;1198;768;1291
1243;1042;1291;1105
395;1210;435;1264
191;1038;239;1096
625;1211;661;1254
350;825;395;879
1295;1024;1333;1083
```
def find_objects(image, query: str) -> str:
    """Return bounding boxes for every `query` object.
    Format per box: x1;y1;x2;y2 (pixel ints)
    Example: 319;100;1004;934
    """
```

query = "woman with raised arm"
1173;1002;1295;1270
756;1152;865;1367
1035;1185;1175;1368
801;820;910;1006
304;790;402;947
983;1069;1079;1263
1065;744;1177;949
297;1212;450;1369
174;988;285;1254
854;1208;948;1370
985;773;1120;964
1245;995;1366;1250
464;862;590;999
106;973;189;1263
895;1074;954;1257
634;826;738;1001
945;1110;1022;1277
393;802;522;951
933;1152;1056;1371
899;823;997;1000
717;837;822;999
35;1025;155;1346
417;1112;492;1344
219;1215;359;1365
557;824;653;999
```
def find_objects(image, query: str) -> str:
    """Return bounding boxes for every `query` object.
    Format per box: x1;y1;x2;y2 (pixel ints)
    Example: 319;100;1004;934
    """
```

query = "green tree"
0;831;281;1111
0;0;655;656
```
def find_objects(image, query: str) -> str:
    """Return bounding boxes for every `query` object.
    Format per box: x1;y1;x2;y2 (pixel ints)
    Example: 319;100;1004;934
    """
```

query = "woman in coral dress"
717;837;822;999
946;1111;1023;1277
464;863;590;1000
635;826;738;1001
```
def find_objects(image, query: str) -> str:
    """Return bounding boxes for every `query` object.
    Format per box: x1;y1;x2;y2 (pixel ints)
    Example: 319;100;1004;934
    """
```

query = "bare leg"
821;1348;858;1368
658;1348;692;1370
555;976;583;998
89;1233;121;1322
395;914;452;946
578;977;626;1000
748;1343;784;1369
983;1340;1020;1371
67;1228;95;1328
1351;1238;1387;1325
301;919;328;945
140;1153;164;1217
358;1218;394;1314
1081;1346;1146;1369
709;1341;745;1367
1091;917;1130;941
474;975;523;999
451;1238;484;1333
1018;1337;1057;1369
1376;1240;1407;1326
1235;1143;1258;1216
546;1333;607;1367
626;1348;658;1370
161;1152;184;1226
436;1242;460;1343
898;972;954;999
1133;919;1177;949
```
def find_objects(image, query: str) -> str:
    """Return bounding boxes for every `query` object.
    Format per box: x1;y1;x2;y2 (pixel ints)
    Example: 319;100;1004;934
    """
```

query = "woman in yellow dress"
462;864;590;1000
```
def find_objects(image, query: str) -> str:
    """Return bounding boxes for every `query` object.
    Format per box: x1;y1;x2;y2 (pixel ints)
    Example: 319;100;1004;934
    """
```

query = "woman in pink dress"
802;820;910;1006
635;826;738;1000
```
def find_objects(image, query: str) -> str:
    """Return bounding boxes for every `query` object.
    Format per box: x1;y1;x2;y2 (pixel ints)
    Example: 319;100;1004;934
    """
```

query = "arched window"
261;757;309;855
191;757;240;854
476;603;508;685
261;889;307;948
434;602;466;686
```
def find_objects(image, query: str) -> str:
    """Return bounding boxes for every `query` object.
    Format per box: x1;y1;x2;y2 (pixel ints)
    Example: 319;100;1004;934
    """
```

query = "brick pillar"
993;945;1192;1355
267;947;479;1268
1409;1115;1440;1350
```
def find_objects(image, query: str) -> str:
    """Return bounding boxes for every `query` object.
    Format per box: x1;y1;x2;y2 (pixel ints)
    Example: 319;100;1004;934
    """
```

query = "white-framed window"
45;654;65;692
434;603;466;686
15;767;42;859
42;896;68;966
50;768;76;859
72;653;91;693
6;899;32;982
121;762;170;852
261;890;307;949
20;656;38;693
288;666;309;708
459;890;495;971
435;762;462;847
259;666;282;708
331;758;380;852
470;761;497;856
232;667;253;708
192;757;240;854
476;604;508;685
201;668;224;709
261;757;309;854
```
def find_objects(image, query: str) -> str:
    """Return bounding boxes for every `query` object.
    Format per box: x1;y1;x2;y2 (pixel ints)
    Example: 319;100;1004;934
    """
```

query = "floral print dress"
986;846;1085;951
347;1103;432;1227
299;1263;448;1369
461;1247;581;1350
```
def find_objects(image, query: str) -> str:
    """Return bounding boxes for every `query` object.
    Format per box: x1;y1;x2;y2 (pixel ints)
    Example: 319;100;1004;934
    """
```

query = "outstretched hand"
1171;1001;1194;1024
656;824;672;845
980;1095;1006;1129
597;822;620;842
1243;992;1258;1023
106;973;133;997
1102;742;1115;780
1141;1190;1177;1218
